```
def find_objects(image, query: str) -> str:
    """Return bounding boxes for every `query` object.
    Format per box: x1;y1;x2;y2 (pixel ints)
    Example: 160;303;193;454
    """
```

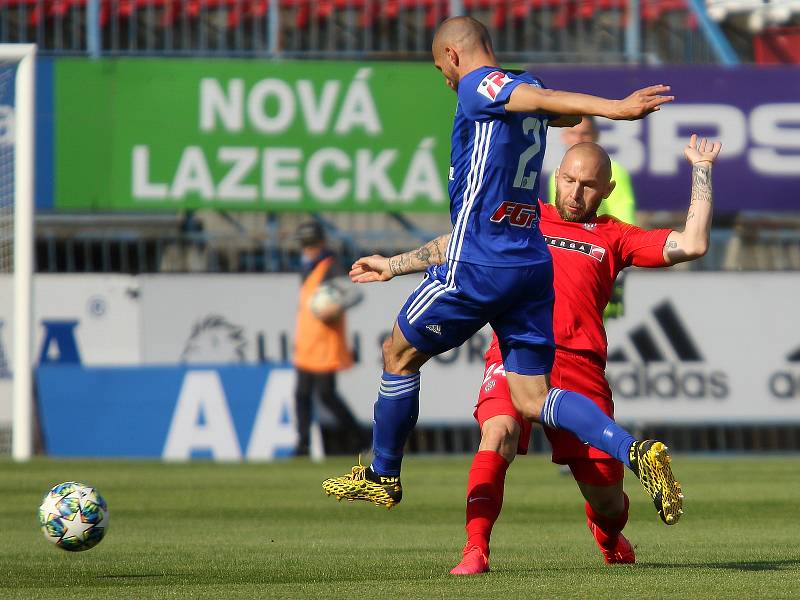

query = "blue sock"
370;371;420;476
540;388;636;467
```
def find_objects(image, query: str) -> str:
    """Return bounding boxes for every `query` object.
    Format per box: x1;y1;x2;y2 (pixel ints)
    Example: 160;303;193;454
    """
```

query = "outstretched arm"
663;134;722;265
349;234;451;283
505;84;674;120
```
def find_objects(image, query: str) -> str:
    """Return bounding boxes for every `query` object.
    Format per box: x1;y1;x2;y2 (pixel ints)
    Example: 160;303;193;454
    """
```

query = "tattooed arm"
349;234;451;283
663;134;722;265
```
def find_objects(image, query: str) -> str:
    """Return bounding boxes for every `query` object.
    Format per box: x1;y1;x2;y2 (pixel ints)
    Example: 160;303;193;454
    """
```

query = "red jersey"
488;201;671;366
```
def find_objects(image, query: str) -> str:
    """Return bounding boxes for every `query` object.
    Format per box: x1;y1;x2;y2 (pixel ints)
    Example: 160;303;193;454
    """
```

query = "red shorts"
474;347;623;486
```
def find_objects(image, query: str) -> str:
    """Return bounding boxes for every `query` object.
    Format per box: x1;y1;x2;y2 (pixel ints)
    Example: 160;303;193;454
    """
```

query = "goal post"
0;44;36;462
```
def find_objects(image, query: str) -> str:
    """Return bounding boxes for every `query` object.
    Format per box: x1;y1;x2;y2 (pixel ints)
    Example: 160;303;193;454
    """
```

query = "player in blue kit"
323;17;682;525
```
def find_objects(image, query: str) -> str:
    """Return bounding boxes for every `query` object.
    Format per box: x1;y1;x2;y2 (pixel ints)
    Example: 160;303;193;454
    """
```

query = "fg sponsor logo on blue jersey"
489;200;540;229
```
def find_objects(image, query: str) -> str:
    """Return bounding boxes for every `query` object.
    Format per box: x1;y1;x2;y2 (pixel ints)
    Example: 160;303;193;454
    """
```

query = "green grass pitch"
3;455;800;599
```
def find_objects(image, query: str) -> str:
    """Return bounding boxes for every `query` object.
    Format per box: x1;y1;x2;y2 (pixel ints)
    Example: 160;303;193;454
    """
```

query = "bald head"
432;17;496;91
562;142;612;182
432;16;493;57
554;142;615;222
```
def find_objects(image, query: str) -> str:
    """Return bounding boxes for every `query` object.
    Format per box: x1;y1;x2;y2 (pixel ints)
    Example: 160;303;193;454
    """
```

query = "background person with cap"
293;221;366;456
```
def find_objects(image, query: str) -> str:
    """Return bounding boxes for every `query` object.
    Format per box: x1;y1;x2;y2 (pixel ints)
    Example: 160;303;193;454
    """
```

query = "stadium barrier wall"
136;271;800;425
16;271;800;458
30;60;800;213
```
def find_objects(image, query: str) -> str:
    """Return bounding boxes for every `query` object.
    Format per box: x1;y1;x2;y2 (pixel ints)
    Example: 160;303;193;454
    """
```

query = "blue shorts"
396;260;555;375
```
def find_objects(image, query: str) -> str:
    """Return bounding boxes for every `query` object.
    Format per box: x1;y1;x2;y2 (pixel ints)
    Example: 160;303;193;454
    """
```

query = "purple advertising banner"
533;66;800;212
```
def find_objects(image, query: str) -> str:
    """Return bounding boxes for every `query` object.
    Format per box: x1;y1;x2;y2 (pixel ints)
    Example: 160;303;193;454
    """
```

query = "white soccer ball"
309;283;343;318
38;481;109;551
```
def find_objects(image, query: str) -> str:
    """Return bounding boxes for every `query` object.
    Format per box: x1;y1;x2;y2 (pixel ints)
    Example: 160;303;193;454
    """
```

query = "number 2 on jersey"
513;116;547;190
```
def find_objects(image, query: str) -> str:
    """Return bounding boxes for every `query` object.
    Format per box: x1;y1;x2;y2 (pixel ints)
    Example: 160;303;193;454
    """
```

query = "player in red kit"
451;134;722;575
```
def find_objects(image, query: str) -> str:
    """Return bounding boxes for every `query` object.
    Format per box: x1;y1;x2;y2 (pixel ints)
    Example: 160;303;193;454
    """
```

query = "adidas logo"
768;344;800;399
608;300;702;363
606;300;729;400
426;324;442;335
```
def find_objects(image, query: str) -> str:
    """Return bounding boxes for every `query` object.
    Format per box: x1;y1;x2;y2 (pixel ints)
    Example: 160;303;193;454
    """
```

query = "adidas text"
607;365;729;399
426;324;442;335
767;344;800;399
769;371;800;399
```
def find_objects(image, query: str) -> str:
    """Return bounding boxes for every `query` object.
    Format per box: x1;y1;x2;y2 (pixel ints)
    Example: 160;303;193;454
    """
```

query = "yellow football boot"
629;440;684;525
322;460;402;509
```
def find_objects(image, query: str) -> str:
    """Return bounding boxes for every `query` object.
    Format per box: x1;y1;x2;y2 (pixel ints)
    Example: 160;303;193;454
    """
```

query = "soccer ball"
309;283;343;318
38;482;109;551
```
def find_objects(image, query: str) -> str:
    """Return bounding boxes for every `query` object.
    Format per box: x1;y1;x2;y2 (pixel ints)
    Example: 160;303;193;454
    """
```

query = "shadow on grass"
89;558;800;586
507;558;800;575
645;559;800;572
96;573;192;580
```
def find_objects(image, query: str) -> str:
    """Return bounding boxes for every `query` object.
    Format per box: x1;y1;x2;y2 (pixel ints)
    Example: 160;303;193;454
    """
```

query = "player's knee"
382;340;406;373
381;335;422;375
482;420;519;449
479;416;520;461
381;336;395;364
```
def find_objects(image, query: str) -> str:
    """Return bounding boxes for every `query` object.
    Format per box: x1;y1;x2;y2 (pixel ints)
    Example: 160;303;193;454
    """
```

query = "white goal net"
0;45;35;460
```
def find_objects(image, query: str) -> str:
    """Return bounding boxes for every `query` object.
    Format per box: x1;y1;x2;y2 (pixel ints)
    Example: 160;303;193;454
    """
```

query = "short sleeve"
458;70;529;120
616;222;671;268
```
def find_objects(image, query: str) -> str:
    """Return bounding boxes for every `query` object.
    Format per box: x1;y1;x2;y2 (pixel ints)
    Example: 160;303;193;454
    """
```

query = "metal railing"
32;211;800;274
0;0;728;63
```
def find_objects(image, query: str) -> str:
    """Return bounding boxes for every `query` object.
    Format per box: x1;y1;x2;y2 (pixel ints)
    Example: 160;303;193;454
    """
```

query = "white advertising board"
606;272;800;423
139;274;299;364
0;274;142;424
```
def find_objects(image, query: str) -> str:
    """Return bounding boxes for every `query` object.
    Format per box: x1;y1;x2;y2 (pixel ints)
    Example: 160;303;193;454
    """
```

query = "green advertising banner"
55;59;455;212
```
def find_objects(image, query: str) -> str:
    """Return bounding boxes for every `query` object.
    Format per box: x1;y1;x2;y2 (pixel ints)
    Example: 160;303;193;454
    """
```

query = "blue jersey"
447;66;552;267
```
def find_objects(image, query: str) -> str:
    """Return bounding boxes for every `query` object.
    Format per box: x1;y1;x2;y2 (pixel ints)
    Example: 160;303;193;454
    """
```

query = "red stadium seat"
462;0;514;30
279;0;310;30
335;0;380;29
377;0;447;29
248;0;269;17
174;0;256;29
4;0;44;27
0;0;700;50
5;0;111;28
112;1;178;27
641;0;687;21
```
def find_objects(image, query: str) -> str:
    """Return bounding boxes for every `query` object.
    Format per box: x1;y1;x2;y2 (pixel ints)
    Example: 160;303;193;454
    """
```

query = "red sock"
465;450;510;556
585;492;630;549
